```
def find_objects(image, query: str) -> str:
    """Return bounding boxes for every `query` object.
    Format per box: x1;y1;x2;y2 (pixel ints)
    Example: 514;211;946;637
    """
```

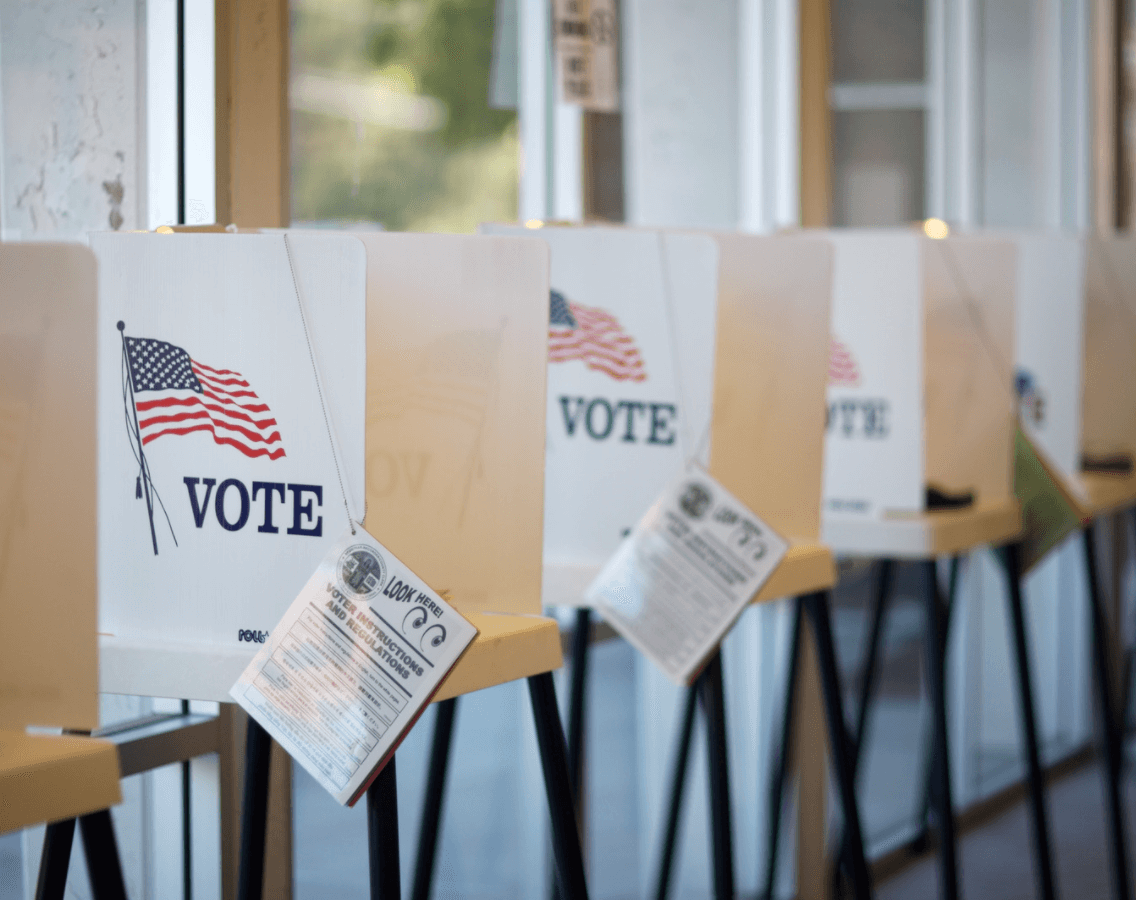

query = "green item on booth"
1014;427;1083;574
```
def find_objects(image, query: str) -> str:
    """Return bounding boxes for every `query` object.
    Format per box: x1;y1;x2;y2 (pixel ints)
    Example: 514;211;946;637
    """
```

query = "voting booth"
1013;233;1136;900
813;230;1065;900
484;224;875;900
484;225;837;607
1009;232;1136;515
0;242;125;895
1073;234;1136;900
219;230;586;900
822;230;1020;554
998;230;1136;900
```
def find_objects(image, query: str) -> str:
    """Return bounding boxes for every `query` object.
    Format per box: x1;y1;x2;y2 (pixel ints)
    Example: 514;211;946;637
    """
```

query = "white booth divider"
92;233;367;703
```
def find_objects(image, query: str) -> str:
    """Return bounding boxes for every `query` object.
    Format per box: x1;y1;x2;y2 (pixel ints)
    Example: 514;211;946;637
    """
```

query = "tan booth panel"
1082;235;1136;461
361;233;549;616
0;244;99;731
923;236;1017;505
709;234;833;545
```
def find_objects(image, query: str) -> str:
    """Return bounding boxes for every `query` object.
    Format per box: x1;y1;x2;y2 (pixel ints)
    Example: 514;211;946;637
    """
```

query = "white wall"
0;0;147;238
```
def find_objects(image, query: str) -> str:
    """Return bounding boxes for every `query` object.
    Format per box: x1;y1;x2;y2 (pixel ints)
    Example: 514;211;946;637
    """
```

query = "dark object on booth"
1080;452;1134;475
926;485;975;510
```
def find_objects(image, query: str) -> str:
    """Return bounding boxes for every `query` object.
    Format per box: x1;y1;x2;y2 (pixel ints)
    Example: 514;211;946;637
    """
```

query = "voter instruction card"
231;525;478;806
586;466;788;686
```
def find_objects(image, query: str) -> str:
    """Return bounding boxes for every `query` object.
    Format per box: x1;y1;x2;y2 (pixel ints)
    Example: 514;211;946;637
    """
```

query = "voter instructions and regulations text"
586;466;787;685
231;525;477;806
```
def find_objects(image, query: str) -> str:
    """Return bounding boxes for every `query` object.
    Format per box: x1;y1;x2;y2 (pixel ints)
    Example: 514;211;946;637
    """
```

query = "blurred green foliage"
291;0;518;232
373;0;516;147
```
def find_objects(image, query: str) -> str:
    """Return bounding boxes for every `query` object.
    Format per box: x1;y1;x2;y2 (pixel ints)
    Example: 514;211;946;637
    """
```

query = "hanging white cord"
935;239;1017;411
282;233;357;534
655;231;714;469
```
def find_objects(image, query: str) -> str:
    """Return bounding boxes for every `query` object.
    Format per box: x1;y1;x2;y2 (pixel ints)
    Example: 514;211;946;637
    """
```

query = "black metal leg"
78;810;129;900
411;698;459;900
35;818;76;900
1001;541;1058;900
914;557;960;846
1083;525;1133;900
802;591;872;900
652;682;699;900
552;608;594;900
852;560;896;760
566;607;592;807
236;718;272;900
699;651;735;900
367;756;401;900
834;560;895;890
181;699;193;900
1123;647;1134;739
528;671;591;900
923;560;959;900
760;597;803;900
1122;508;1136;729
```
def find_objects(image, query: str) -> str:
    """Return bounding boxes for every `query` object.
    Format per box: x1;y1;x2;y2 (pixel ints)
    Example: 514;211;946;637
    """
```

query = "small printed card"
586;465;788;685
230;525;478;806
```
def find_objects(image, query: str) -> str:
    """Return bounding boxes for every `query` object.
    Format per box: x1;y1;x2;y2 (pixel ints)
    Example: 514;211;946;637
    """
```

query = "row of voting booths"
3;224;1136;900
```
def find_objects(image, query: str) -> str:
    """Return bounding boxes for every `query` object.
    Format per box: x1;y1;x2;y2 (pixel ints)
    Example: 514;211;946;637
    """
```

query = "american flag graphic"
124;335;286;460
549;290;646;382
828;337;861;387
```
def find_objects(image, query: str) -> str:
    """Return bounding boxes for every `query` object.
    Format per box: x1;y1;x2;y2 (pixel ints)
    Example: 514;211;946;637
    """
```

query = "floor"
5;749;1136;898
878;760;1136;900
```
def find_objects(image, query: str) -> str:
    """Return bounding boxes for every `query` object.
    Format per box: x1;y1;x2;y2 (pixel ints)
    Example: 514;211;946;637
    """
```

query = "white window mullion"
932;0;981;226
1062;0;1092;229
1034;0;1064;227
955;0;981;226
184;0;216;225
771;0;799;227
552;103;583;221
146;0;178;229
518;0;551;221
926;0;946;219
739;0;799;232
738;0;766;231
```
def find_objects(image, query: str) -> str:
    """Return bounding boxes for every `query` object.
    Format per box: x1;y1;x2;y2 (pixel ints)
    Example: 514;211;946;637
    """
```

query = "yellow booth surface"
1075;472;1136;519
0;731;122;835
822;499;1022;560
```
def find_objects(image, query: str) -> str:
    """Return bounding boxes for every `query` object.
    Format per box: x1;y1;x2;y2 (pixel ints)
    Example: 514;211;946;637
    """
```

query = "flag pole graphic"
119;321;160;555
